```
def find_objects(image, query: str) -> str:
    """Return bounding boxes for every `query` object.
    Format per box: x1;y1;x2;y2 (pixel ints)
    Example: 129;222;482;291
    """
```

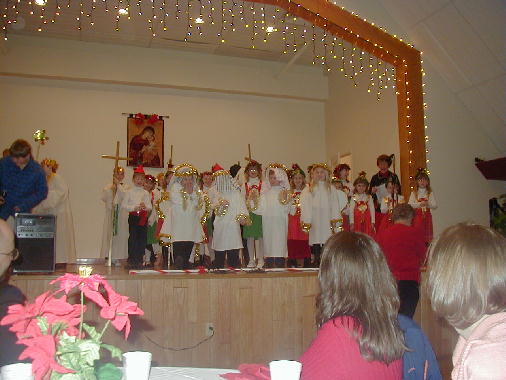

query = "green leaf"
51;321;68;336
36;316;49;335
95;363;122;380
101;344;123;359
82;323;102;342
77;340;101;366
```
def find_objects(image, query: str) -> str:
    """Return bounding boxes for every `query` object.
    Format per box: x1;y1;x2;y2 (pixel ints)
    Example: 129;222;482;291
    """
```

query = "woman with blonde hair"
426;223;506;380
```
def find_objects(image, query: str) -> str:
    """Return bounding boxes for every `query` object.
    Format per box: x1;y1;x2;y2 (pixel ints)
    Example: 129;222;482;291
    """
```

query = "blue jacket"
399;315;442;380
0;157;48;220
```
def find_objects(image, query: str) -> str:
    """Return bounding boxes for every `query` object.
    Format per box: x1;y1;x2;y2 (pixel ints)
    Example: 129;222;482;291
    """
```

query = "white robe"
256;186;290;258
160;182;205;243
33;173;76;263
300;183;347;246
99;182;130;260
212;191;248;251
408;189;437;210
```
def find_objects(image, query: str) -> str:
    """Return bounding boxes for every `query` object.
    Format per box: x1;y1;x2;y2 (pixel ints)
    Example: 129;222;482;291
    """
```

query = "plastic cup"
122;351;152;380
269;360;302;380
0;363;34;380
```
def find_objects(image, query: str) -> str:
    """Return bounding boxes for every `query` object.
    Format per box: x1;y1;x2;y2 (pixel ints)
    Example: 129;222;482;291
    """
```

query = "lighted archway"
252;0;426;194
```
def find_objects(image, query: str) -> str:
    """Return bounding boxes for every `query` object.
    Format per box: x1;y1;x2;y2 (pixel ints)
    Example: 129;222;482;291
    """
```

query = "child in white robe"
33;158;76;265
99;166;130;264
300;163;347;267
159;163;209;269
257;165;291;268
211;166;250;268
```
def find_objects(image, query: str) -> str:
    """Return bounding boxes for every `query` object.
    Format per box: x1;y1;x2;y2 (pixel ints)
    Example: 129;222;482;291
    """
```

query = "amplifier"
13;213;56;273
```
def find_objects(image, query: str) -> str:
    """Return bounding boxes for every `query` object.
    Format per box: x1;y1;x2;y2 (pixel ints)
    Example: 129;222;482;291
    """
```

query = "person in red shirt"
299;232;406;380
376;204;426;318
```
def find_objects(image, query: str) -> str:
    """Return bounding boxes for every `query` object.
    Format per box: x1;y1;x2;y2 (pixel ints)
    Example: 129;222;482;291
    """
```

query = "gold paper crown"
267;163;288;172
311;163;331;172
113;166;124;174
212;169;230;177
174;162;198;177
41;158;58;172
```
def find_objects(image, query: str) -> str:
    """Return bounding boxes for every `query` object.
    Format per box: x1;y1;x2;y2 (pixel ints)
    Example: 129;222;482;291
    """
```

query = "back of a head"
426;223;506;329
392;204;415;223
317;231;405;363
9;139;32;158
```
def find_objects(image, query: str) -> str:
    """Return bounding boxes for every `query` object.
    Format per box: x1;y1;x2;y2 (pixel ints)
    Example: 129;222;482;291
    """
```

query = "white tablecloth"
148;367;239;379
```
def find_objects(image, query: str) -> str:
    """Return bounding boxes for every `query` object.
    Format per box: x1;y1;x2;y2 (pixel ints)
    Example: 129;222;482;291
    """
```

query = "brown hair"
353;172;369;188
317;232;406;363
377;154;392;167
415;171;432;194
9;139;32;158
392;204;415;223
426;223;506;329
244;161;262;182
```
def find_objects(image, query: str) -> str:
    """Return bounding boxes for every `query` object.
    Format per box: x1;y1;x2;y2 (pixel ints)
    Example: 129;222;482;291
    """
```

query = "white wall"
325;69;400;183
329;0;505;234
0;36;327;258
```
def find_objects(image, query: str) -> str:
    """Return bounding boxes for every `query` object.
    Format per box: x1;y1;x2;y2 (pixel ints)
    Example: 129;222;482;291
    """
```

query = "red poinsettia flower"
0;291;84;339
50;273;108;308
99;282;144;339
148;114;159;124
18;335;74;380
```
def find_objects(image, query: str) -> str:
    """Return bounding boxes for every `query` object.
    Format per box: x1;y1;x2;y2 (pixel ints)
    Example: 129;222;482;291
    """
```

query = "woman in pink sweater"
426;223;506;380
300;232;407;380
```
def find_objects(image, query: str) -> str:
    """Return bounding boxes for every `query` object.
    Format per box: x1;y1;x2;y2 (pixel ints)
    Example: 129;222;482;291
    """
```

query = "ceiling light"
266;26;276;33
34;0;47;5
118;8;129;16
195;17;204;24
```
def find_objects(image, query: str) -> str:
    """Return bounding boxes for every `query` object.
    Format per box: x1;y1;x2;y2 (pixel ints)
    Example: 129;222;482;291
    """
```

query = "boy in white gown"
300;163;348;266
211;165;250;268
256;165;291;268
33;159;76;264
159;163;210;269
99;166;130;264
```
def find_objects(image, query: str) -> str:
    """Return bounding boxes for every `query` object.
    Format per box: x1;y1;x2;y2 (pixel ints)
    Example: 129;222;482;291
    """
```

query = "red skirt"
413;208;433;244
342;214;350;232
353;208;375;237
288;240;311;259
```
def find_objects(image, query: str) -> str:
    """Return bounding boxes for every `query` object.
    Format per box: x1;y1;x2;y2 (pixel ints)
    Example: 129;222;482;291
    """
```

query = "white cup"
269;360;302;380
0;363;34;380
122;351;152;380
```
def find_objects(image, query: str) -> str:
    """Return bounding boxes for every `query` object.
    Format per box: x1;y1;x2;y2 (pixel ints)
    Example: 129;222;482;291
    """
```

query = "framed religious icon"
127;114;164;168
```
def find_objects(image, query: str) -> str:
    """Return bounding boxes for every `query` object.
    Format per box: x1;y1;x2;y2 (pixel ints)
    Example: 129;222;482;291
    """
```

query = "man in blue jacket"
0;140;48;226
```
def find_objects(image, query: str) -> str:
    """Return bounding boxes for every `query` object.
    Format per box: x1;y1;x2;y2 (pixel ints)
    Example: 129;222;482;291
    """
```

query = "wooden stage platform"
10;265;457;371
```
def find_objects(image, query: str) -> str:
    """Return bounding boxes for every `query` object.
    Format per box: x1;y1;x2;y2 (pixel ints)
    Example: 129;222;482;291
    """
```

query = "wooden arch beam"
251;0;426;194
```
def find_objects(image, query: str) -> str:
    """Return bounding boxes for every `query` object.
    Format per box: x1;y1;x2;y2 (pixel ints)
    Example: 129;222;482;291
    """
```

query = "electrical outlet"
205;323;215;337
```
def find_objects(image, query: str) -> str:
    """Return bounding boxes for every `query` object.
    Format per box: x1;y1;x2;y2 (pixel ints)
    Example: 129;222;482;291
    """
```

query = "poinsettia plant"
0;267;144;380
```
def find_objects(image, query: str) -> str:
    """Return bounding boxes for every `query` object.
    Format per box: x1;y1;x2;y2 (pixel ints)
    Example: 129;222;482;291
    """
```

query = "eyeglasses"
0;248;19;261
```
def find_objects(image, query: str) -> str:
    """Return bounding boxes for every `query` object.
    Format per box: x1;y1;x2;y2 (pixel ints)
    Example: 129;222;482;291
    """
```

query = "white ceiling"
374;0;505;152
4;0;505;152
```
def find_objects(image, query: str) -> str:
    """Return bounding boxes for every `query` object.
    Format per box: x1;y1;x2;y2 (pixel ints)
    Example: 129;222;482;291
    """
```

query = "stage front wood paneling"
11;269;319;368
11;267;457;369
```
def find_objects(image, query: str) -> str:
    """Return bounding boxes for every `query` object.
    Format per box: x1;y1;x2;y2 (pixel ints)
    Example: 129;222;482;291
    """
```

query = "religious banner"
127;114;164;168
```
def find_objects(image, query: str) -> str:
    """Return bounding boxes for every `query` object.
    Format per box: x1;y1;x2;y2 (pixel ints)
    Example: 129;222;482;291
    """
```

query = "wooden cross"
168;145;173;168
101;141;130;267
101;141;130;172
244;144;253;162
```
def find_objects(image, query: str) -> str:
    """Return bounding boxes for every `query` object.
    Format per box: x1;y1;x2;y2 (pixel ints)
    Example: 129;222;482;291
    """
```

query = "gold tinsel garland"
236;213;252;226
330;218;344;233
301;222;312;233
215;198;230;217
246;188;260;212
278;189;290;205
155;191;170;219
199;191;211;226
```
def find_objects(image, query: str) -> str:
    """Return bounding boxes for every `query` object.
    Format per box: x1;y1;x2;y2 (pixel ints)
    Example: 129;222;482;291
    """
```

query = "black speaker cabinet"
13;213;56;273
